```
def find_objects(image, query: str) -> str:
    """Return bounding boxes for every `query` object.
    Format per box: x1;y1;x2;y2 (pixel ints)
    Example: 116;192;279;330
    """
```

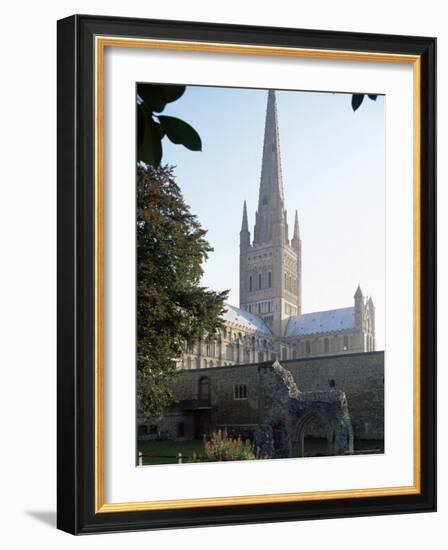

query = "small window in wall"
268;271;272;288
324;338;330;353
249;275;252;292
149;424;158;435
343;335;349;351
234;384;248;400
306;341;311;355
329;379;336;388
258;273;262;289
177;422;185;438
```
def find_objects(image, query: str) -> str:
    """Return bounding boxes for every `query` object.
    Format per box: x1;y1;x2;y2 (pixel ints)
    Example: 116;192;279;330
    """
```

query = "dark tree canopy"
137;165;228;418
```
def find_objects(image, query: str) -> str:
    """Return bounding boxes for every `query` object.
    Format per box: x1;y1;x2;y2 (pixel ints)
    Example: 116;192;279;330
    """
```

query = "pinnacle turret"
240;200;250;248
241;200;249;232
293;210;300;240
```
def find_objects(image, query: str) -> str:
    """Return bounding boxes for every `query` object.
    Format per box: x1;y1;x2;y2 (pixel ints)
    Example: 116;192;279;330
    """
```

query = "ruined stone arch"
292;410;333;457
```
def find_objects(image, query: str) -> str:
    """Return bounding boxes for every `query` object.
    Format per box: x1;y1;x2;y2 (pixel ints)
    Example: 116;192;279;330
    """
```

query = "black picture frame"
57;14;436;534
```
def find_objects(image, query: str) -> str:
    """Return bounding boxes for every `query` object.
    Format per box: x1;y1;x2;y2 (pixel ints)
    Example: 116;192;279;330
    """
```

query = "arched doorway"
293;412;333;457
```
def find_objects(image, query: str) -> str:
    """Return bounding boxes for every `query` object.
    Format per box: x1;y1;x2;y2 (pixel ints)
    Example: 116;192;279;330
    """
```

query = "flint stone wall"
171;351;384;440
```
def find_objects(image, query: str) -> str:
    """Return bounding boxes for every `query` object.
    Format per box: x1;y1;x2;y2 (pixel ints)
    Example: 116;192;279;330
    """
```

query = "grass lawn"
138;438;385;465
138;439;204;465
304;437;384;457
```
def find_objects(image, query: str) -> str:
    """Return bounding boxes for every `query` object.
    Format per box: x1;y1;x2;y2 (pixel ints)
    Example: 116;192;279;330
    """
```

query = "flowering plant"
203;430;256;461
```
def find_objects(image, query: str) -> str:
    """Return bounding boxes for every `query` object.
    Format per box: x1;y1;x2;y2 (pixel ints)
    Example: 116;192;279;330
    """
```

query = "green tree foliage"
137;165;228;418
137;84;202;167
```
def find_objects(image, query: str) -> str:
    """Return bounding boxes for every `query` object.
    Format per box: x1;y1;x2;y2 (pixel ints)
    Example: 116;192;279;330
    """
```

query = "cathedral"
180;90;375;370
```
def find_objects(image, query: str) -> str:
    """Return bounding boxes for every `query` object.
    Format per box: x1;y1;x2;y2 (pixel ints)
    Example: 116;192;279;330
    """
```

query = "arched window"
198;377;211;401
249;275;252;292
226;344;234;361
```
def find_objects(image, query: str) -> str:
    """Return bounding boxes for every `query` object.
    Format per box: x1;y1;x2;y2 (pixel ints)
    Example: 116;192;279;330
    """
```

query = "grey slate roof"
285;307;355;337
223;304;272;335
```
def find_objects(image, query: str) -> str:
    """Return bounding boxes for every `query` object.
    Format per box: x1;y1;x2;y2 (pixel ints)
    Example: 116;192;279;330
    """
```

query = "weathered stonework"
254;361;353;457
139;352;383;455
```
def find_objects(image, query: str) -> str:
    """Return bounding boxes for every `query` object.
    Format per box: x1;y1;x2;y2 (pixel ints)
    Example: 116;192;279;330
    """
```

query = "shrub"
203;430;256;461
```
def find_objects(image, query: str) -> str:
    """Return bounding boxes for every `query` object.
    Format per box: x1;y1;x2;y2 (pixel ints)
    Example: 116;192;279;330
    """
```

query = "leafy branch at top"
351;93;378;111
137;84;202;167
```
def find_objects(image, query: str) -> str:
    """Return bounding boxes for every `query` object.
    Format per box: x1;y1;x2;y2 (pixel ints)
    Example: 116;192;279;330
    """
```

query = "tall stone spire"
253;90;287;245
240;89;300;335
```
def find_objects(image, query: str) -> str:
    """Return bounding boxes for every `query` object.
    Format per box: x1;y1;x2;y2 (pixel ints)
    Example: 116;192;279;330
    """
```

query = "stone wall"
285;353;384;439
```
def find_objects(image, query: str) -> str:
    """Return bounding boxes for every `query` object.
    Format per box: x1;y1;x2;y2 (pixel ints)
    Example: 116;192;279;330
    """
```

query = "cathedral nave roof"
285;307;355;337
223;304;272;336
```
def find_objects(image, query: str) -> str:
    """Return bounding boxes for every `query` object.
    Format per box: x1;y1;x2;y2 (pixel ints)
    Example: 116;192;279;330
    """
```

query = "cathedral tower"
239;90;302;337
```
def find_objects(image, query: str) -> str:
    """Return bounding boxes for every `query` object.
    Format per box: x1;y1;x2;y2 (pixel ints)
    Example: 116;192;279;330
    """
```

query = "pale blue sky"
153;85;385;350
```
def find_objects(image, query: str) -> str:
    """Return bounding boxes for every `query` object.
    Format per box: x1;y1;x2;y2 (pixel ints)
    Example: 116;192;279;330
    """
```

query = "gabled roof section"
223;304;272;336
285;307;355;337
